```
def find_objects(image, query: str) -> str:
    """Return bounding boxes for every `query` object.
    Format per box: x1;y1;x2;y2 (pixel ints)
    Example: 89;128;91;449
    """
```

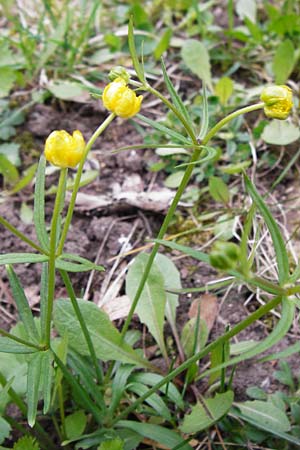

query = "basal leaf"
117;421;193;450
235;400;290;432
273;39;295;84
181;40;213;91
126;253;167;358
53;299;147;367
180;391;234;433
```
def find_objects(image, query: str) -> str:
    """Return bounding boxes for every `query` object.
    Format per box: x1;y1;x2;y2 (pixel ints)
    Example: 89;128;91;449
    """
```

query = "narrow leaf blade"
34;156;49;251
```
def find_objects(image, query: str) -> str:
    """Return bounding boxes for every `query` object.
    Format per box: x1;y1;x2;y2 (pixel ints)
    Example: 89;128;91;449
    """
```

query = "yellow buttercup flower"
44;130;85;168
260;85;293;120
102;77;143;119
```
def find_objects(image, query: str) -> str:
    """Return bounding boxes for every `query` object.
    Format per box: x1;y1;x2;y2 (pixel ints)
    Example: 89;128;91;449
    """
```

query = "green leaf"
53;299;147;367
97;439;124;450
0;253;48;265
154;253;181;333
176;146;220;169
0;154;18;185
13;436;40;450
136;114;191;145
180;318;208;359
164;171;185;188
234;408;300;446
27;352;43;427
6;266;39;342
47;80;86;101
117;421;193;450
209;176;230;204
0;67;16;98
129;372;184;410
0;143;21;166
181;40;213;91
34;156;49;251
128;17;146;83
0;337;37;354
108;365;135;416
220;161;251;174
273;39;295;84
126;253;167;358
40;350;53;414
154;29;172;60
215;77;234;105
198;84;209;140
259;341;300;362
0;417;11;445
127;382;172;421
20;202;33;225
262;120;300;146
236;400;290;432
244;174;289;284
65;410;87;440
236;0;257;22
180;391;234;433
56;253;104;273
161;58;193;130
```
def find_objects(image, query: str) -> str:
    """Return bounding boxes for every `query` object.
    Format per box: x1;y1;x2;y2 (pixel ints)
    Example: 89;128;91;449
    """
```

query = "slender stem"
113;295;282;425
59;269;105;398
58;382;66;439
120;102;265;339
0;327;41;351
57;113;116;255
44;169;68;348
0;216;47;255
202;103;264;146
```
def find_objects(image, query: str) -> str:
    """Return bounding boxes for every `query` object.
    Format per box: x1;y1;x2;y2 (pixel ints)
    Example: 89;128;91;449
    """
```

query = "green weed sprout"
0;23;299;449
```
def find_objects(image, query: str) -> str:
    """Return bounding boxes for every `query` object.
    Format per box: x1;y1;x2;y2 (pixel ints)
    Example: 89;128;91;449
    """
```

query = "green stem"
120;102;264;339
59;269;105;398
0;327;41;351
44;169;68;348
0;372;57;450
0;216;47;255
112;295;282;425
57;113;116;255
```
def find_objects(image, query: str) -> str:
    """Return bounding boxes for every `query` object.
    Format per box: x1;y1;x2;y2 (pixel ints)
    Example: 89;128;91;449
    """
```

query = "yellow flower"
260;85;293;120
102;77;143;119
44;130;85;168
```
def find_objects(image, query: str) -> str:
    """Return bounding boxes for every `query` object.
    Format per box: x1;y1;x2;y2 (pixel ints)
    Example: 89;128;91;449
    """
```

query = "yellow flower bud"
102;77;143;119
44;130;85;168
260;85;293;120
